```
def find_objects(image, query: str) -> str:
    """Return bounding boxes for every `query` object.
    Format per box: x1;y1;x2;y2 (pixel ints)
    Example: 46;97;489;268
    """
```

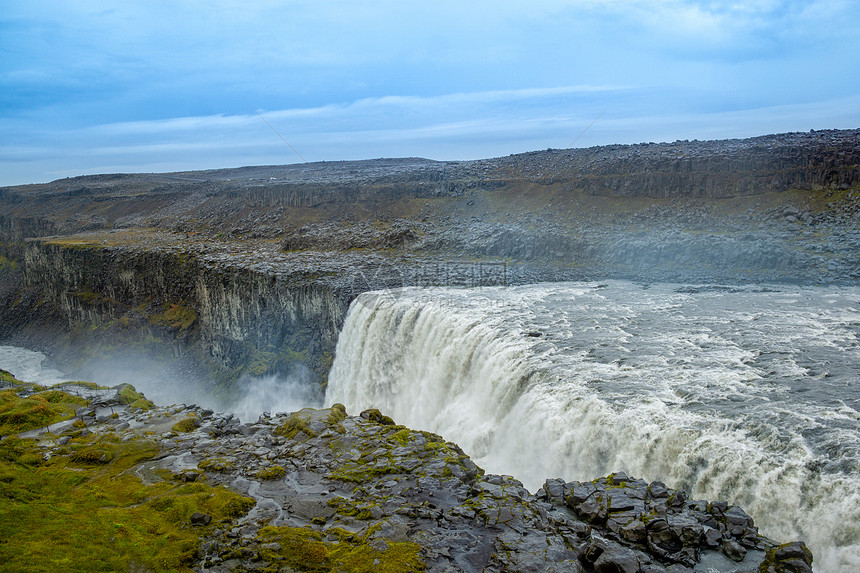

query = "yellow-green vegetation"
69;289;102;305
361;408;395;426
0;254;17;271
256;525;424;573
256;465;286;480
391;428;411;446
59;380;102;390
118;384;155;411
0;388;85;437
275;410;317;439
326;496;375;520
0;368;18;384
0;393;257;573
247;348;278;376
328;455;401;484
198;457;235;472
326;403;347;425
41;236;103;249
149;302;197;332
172;416;199;433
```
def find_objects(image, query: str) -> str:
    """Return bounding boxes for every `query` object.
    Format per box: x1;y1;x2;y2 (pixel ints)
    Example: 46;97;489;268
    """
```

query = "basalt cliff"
1;129;858;395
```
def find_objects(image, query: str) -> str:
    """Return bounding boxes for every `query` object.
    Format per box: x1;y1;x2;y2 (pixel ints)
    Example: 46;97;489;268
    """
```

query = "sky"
1;0;859;186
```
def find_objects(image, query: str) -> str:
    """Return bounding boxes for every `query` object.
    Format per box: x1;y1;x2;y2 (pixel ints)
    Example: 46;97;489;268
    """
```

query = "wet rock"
721;538;747;562
190;512;212;526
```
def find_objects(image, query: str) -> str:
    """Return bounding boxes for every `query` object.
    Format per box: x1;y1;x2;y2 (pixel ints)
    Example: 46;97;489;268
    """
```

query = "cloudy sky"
2;1;859;185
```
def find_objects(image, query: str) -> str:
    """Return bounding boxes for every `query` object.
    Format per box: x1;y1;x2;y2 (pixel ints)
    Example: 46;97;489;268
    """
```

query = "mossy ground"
0;377;85;437
118;384;155;411
172;415;199;433
275;410;317;439
256;464;286;480
0;387;256;572
256;525;424;573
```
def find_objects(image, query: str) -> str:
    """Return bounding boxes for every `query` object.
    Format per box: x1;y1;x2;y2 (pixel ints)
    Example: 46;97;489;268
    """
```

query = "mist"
0;345;318;424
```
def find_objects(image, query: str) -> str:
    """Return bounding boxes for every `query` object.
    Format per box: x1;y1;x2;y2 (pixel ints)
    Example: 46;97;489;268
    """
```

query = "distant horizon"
6;125;858;188
3;2;859;187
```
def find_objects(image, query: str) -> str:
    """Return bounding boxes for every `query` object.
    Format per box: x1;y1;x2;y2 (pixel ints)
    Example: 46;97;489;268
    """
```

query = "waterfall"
326;282;860;572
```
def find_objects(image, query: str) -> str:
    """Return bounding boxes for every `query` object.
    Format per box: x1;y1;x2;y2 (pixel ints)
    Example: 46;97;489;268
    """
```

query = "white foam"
0;345;69;386
326;281;860;572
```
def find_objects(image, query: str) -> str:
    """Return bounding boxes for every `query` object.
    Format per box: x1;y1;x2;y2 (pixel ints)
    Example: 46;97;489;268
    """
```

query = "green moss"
391;429;411;447
0;432;256;573
257;525;424;573
326;497;376;520
38;391;88;407
58;380;103;390
0;389;79;437
222;495;257;518
198;457;235;472
423;440;446;452
256;465;286;480
69;289;102;305
326;403;347;425
328;458;402;483
361;408;395;426
118;384;155;411
69;445;113;464
275;411;316;439
149;303;197;332
319;351;335;373
0;369;19;384
247;349;278;376
172;416;199;433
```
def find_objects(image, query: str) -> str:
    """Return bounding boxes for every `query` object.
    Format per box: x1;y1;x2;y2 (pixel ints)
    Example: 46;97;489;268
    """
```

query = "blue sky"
2;1;859;185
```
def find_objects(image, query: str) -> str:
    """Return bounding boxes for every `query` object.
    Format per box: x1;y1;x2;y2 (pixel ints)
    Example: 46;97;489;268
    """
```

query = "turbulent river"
325;280;860;572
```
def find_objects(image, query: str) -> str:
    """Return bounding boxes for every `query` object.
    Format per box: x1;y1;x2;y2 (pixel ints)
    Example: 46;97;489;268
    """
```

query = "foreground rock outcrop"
1;373;814;572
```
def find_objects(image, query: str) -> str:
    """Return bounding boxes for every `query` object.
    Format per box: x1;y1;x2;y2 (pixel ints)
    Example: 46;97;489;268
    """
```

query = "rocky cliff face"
1;129;859;390
535;130;860;198
10;241;350;396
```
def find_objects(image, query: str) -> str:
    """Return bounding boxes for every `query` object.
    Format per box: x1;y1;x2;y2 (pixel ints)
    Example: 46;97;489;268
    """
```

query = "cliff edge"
0;373;814;573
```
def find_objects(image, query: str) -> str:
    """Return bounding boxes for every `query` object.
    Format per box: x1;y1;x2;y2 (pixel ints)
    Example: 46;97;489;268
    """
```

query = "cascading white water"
0;346;68;386
326;281;860;572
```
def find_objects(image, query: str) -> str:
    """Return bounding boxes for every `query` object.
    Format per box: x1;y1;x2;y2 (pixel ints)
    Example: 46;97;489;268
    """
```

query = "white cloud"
1;0;858;184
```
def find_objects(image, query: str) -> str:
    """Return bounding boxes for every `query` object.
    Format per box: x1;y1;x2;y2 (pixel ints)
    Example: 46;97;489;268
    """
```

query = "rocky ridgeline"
7;378;814;573
492;129;860;197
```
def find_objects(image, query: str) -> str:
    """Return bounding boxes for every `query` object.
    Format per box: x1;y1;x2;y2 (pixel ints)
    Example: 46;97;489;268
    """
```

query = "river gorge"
2;130;859;571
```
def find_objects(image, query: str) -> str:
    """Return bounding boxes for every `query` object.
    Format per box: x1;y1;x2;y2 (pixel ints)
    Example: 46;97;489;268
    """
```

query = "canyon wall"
8;242;349;396
1;129;858;390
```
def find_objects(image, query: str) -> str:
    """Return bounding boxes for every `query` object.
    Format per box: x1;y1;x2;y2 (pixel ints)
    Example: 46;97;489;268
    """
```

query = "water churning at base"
326;281;860;572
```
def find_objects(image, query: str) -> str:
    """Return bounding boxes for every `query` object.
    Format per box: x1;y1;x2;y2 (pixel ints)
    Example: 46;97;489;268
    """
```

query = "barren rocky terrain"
0;128;858;392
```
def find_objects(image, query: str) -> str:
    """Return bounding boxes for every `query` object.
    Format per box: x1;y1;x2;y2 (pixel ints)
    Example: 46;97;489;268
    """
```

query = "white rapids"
326;280;860;572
